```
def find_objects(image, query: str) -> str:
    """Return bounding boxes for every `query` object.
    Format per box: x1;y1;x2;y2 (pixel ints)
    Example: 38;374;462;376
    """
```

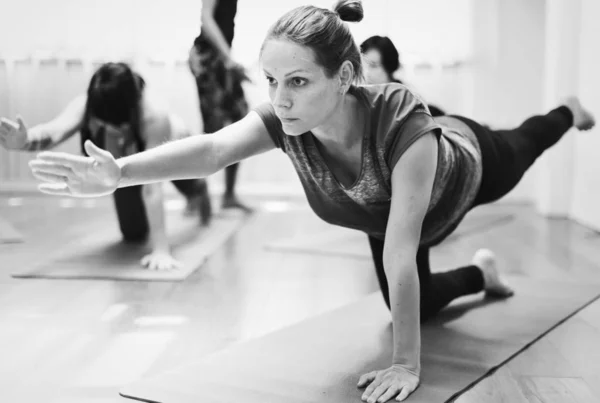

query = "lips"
280;117;298;123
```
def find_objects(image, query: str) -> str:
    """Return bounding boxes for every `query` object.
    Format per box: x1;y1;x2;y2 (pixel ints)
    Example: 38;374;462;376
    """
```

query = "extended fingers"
31;170;67;184
362;376;383;400
368;382;390;403
358;371;377;388
36;151;91;170
377;384;401;402
396;385;414;401
366;382;416;403
30;160;74;178
38;183;71;196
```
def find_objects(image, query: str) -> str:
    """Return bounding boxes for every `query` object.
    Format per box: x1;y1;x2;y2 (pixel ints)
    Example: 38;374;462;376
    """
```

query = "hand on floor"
140;251;181;271
357;365;420;402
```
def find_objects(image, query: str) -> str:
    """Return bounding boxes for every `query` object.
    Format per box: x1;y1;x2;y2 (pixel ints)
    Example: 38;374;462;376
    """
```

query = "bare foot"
185;194;213;226
222;195;253;213
472;249;514;298
564;96;596;131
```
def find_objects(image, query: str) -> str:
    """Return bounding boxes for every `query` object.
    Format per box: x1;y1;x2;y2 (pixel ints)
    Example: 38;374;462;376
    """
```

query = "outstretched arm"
118;111;274;186
29;111;275;197
0;95;84;151
358;132;438;403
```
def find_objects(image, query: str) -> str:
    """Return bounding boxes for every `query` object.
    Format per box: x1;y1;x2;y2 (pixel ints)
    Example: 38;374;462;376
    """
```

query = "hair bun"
333;0;364;23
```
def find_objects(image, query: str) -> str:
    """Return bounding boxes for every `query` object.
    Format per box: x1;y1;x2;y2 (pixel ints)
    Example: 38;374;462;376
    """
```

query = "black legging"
113;179;208;242
369;106;574;320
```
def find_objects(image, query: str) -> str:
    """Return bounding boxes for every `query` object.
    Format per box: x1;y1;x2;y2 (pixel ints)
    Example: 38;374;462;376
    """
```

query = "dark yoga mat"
11;210;247;281
120;277;600;402
0;215;24;244
265;211;514;259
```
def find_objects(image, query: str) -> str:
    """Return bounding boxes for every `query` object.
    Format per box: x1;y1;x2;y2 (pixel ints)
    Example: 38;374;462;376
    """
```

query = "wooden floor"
1;194;600;403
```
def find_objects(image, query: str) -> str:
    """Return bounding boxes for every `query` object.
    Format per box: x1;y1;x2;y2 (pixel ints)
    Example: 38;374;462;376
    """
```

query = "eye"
265;76;276;86
291;77;307;87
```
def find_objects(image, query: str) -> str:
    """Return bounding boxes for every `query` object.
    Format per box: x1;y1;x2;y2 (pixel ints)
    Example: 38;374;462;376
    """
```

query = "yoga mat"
0;215;24;244
120;277;600;403
265;212;514;259
11;210;248;281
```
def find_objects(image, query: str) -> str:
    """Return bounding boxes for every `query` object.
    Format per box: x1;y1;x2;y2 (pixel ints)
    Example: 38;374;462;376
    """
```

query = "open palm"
0;116;28;150
29;140;121;197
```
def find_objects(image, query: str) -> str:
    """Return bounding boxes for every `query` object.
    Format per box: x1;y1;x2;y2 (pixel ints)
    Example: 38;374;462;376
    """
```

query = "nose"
272;86;292;110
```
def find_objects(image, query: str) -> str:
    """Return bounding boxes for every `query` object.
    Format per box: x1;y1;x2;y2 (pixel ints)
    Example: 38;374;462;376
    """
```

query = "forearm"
118;135;219;188
387;262;421;373
143;185;170;253
21;125;59;151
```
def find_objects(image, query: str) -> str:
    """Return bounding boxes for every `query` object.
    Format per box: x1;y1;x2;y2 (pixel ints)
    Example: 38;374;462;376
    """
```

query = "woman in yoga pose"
26;1;595;401
1;62;212;271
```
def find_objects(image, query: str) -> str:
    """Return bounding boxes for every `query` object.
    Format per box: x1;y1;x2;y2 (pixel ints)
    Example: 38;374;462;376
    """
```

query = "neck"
311;92;363;150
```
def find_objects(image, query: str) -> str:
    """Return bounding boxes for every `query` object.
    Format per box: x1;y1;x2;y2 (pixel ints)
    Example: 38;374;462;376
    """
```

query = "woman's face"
260;38;342;136
88;117;130;137
362;48;390;85
88;117;131;155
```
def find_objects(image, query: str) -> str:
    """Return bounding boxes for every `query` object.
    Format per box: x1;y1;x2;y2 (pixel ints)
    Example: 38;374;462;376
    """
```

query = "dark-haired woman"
27;1;595;401
360;35;446;117
0;62;212;271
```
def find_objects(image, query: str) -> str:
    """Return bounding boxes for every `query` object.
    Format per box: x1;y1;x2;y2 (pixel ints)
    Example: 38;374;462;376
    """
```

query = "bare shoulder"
141;89;169;123
71;94;87;108
140;90;172;142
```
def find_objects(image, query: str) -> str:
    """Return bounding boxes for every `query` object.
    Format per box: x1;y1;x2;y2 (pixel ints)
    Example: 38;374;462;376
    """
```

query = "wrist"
392;363;420;376
116;158;126;188
151;241;170;254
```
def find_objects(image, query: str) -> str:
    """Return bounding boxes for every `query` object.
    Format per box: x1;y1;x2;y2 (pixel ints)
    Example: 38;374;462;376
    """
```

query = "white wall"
469;0;547;204
0;0;201;61
570;0;600;230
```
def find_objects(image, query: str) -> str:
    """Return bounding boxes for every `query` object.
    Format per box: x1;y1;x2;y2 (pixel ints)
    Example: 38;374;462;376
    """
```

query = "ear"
337;60;354;94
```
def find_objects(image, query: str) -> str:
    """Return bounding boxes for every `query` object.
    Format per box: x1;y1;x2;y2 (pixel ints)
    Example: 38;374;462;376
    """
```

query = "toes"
486;286;515;299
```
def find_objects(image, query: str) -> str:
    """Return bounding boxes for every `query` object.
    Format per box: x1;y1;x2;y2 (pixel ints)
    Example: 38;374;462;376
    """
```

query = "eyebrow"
262;68;310;77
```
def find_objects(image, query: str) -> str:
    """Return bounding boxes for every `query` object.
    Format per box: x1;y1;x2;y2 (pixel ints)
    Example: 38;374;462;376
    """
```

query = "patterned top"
255;83;482;246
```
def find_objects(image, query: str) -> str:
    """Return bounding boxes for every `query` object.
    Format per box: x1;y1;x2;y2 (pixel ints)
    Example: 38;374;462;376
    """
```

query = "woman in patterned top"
188;0;252;211
25;1;594;401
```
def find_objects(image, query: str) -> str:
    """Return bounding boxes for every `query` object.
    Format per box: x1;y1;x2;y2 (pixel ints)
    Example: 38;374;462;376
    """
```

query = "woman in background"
189;0;252;211
361;35;446;117
0;62;212;271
